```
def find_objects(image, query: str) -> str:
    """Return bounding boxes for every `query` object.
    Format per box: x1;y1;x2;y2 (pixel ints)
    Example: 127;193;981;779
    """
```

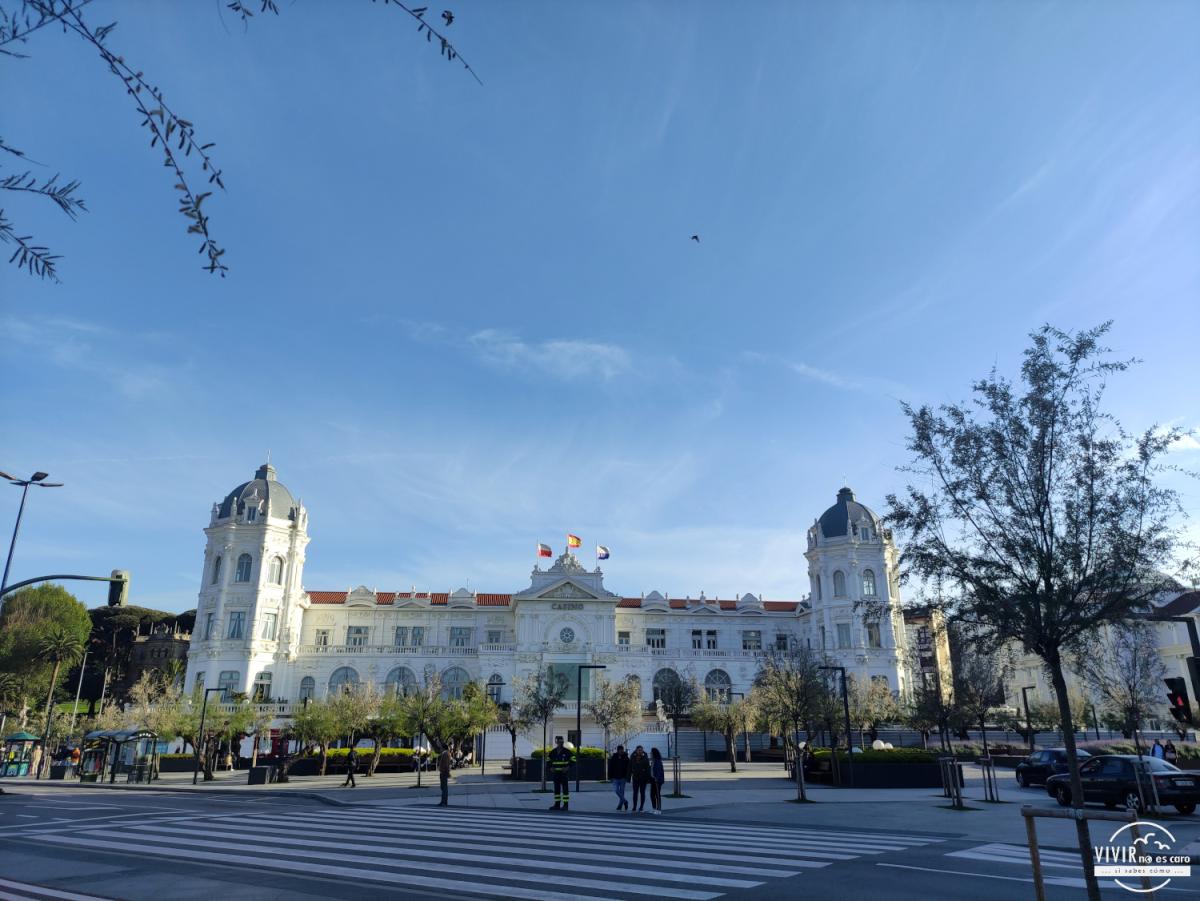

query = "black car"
1016;748;1091;787
1045;754;1200;815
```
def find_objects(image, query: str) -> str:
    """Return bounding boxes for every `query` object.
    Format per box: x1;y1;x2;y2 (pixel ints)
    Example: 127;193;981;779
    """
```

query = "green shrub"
314;747;416;760
1079;741;1200;760
812;747;938;765
530;746;605;760
160;753;194;760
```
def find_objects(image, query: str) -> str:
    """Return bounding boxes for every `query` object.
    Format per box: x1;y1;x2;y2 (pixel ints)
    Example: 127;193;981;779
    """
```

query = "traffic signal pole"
0;571;129;603
1152;615;1200;722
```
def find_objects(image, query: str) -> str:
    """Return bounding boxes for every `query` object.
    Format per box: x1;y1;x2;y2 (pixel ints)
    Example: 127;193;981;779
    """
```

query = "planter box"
989;755;1026;769
796;761;955;789
522;758;606;783
158;757;198;773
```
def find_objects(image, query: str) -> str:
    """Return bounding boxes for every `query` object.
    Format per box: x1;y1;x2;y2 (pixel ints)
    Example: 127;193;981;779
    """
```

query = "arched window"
328;666;360;696
813;573;822;600
652;668;682;704
833;570;846;597
705;669;732;702
487;673;504;702
862;569;876;596
211;556;222;585
235;553;253;583
385;666;418;697
441;666;471;700
268;556;284;585
298;676;315;702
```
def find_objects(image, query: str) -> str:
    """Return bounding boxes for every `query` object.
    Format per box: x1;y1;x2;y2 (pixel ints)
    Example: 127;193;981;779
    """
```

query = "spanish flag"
567;534;582;548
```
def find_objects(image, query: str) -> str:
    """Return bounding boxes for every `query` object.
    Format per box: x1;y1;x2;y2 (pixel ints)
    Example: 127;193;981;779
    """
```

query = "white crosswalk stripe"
38;804;945;901
946;843;1133;891
0;877;112;901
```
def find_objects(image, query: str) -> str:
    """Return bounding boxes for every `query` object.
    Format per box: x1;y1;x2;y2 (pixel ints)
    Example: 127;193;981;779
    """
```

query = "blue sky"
2;1;1197;613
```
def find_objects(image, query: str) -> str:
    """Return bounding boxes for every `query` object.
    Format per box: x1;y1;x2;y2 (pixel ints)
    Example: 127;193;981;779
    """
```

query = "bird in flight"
442;10;454;26
691;235;700;243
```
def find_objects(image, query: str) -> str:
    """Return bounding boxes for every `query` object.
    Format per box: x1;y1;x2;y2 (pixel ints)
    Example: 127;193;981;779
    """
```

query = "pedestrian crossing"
0;877;112;901
946;843;1128;891
36;804;946;901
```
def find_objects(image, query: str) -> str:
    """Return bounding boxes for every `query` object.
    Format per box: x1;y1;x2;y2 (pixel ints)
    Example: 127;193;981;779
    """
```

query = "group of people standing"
1151;739;1180;764
608;744;666;815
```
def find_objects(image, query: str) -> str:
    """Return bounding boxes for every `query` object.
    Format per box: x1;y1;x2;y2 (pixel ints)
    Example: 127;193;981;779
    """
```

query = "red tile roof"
306;590;801;611
308;591;347;604
764;601;799;612
719;600;737;610
431;593;448;605
618;598;641;608
477;594;512;606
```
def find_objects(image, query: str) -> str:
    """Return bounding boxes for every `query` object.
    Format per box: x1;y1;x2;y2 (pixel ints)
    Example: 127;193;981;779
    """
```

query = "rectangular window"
217;670;239;699
411;626;424;647
706;630;718;650
775;633;789;651
486;629;503;644
866;623;881;648
617;631;630;646
691;630;703;649
742;630;762;651
837;623;851;649
315;629;330;647
261;613;278;641
253;672;272;702
646;628;666;649
204;612;215;640
820;626;826;649
346;626;369;647
246;507;257;523
194;672;205;692
227;611;245;640
449;627;472;648
394;626;408;647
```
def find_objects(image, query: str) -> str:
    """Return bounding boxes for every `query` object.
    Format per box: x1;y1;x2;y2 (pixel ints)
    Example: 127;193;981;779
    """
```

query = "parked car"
1045;754;1200;815
1016;748;1091;787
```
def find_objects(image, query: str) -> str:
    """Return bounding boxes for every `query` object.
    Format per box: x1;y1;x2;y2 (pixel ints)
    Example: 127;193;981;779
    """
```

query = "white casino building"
184;465;914;745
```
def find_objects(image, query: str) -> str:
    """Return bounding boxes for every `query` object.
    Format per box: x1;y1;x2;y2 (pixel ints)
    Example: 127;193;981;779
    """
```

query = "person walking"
548;736;575;811
437;746;452;805
1165;740;1179;765
1151;739;1165;759
609;745;630;810
629;745;651;813
650;747;665;815
342;747;358;788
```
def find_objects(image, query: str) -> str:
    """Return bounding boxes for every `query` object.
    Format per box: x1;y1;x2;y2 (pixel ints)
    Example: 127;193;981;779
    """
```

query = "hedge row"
1078;740;1200;760
313;747;417;760
530;746;606;760
811;748;938;765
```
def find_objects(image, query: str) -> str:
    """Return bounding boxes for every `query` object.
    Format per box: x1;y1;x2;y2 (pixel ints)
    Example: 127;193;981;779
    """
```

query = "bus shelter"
80;728;159;783
2;731;41;777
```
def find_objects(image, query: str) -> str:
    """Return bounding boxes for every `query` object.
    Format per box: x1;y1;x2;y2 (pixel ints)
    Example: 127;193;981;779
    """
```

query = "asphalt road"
0;787;1195;900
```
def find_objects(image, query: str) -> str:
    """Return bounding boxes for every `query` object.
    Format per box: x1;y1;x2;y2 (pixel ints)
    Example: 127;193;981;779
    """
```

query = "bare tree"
754;648;833;801
886;322;1191;900
1073;621;1166;752
585;674;642;780
513;666;569;792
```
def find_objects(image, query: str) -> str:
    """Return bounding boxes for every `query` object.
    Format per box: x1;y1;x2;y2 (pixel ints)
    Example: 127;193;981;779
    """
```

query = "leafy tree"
886;323;1191;900
499;700;535;773
846;675;899;746
287;696;342;777
0;0;480;281
950;629;1012;754
0;583;91;716
513;666;569;791
692;694;757;774
398;673;448;787
1073;621;1166;748
754;648;833;800
584;674;642;778
364;690;408;776
74;605;187;712
997;698;1062;747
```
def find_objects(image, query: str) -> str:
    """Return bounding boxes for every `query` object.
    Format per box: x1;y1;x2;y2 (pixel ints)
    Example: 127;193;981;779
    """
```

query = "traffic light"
107;569;130;607
1165;676;1193;724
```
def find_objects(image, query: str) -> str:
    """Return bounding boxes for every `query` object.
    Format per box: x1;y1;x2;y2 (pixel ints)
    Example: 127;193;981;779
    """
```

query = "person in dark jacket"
650;747;665;815
342;747;358;788
609;745;630;810
629;745;651;812
548;736;575;811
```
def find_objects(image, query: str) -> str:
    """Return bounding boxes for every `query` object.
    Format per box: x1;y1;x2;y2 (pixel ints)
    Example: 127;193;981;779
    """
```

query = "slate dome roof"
817;487;879;538
217;463;298;521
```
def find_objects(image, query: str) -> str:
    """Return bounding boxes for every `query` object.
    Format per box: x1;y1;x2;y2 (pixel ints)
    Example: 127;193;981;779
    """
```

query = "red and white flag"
537;542;552;558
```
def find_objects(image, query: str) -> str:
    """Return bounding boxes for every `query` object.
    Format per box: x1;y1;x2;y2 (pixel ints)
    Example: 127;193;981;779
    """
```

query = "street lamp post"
1021;685;1036;752
69;647;90;733
820;665;855;788
483;680;505;777
193;687;226;785
576;664;606;793
0;470;64;596
730;691;751;766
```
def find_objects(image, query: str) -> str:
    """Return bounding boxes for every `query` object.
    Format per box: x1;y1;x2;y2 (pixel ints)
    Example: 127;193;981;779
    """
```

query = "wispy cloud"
468;329;633;382
744;351;912;399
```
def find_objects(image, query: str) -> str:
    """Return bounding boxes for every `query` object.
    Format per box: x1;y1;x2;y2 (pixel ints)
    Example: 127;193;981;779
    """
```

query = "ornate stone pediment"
536;580;599;600
346;586;377;607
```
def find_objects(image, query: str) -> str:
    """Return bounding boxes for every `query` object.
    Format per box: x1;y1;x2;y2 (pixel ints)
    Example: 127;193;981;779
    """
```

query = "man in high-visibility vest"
548;736;575;811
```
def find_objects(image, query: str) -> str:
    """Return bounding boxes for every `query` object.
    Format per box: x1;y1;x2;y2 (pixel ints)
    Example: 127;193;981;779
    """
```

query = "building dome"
817;487;880;538
216;463;299;521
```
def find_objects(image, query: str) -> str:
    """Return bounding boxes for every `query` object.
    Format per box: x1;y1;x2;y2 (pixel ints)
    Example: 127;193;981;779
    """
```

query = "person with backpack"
609;745;630;810
629;745;651;813
342;747;358;788
650;747;665;815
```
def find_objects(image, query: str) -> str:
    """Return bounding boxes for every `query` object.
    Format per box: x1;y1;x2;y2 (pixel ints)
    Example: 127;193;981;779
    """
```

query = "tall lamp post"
483;680;505;777
819;665;855;788
576;664;606;793
192;687;226;785
1;470;64;595
1021;685;1037;752
730;691;751;766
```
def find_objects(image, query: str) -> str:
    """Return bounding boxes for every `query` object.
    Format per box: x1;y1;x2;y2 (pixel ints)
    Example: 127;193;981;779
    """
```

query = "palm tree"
0;671;22;738
37;626;85;777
